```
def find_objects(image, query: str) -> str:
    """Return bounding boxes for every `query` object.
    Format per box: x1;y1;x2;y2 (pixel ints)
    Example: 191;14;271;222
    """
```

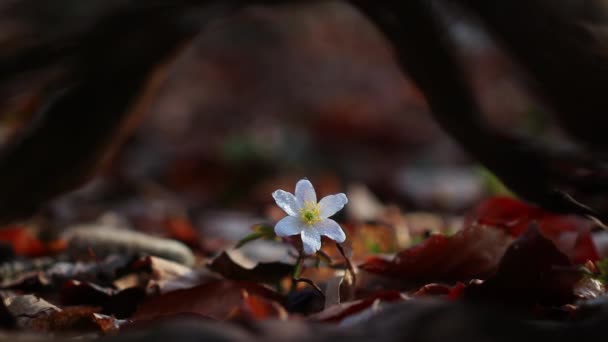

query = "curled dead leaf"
311;291;405;324
60;280;145;318
133;280;285;322
467;197;599;264
360;224;513;287
208;251;293;284
465;226;582;307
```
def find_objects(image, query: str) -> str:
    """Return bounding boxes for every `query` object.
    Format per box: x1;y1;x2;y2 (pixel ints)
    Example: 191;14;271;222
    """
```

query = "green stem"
291;253;305;292
289;251;326;299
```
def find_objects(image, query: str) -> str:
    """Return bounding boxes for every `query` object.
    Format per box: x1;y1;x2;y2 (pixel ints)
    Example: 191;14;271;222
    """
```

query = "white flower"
272;179;348;255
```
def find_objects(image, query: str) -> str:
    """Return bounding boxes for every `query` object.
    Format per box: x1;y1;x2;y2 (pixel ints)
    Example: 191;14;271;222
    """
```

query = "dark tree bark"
0;0;607;222
0;2;209;221
351;0;608;219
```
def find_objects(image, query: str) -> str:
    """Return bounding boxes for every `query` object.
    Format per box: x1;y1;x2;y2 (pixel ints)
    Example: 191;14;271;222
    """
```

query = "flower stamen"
300;201;321;226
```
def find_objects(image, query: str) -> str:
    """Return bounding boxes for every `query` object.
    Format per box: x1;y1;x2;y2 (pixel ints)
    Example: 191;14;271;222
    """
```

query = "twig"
336;242;356;288
289;252;325;299
293;278;325;300
336;243;356;301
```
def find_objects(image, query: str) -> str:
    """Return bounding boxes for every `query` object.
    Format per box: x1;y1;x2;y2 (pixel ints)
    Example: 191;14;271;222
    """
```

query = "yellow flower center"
300;201;321;226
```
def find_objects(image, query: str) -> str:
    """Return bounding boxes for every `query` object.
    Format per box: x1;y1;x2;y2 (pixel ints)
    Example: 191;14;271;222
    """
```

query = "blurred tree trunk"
0;0;607;222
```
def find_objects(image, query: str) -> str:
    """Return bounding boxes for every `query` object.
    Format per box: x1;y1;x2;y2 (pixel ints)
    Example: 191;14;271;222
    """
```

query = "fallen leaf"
60;280;145;318
0;258;53;290
41;306;123;334
359;224;513;287
163;216;201;249
467;197;599;264
412;282;466;300
233;292;288;320
0;226;65;257
311;291;405;324
337;299;384;327
133;280;284;321
3;294;59;330
208;251;293;284
465;226;581;307
464;197;541;236
4;294;121;333
0;256;133;290
47;256;133;285
574;277;605;300
122;256;207;294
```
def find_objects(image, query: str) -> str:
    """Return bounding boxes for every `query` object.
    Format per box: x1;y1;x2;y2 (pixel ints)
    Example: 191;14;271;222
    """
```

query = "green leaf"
476;166;515;197
252;223;275;236
595;258;608;284
365;240;382;254
235;232;265;249
235;223;277;249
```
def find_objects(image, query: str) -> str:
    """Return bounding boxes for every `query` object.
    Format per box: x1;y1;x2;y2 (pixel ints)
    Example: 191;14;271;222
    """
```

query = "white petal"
295;179;316;205
318;193;348;218
314;219;346;243
272;190;300;216
275;216;303;237
301;228;321;255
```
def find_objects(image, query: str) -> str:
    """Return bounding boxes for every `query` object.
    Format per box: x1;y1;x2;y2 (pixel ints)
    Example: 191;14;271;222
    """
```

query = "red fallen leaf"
536;215;598;264
0;225;65;257
311;291;404;323
38;306;121;334
132;280;284;321
233;293;287;320
465;197;541;236
448;282;467;300
413;282;466;300
359;224;513;287
163;217;201;249
465;226;582;307
467;197;599;263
